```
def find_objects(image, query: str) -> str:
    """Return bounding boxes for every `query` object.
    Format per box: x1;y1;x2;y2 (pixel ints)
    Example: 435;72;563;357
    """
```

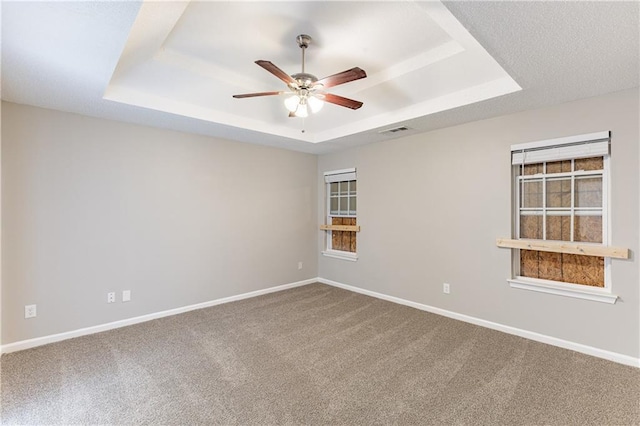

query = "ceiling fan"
233;34;367;118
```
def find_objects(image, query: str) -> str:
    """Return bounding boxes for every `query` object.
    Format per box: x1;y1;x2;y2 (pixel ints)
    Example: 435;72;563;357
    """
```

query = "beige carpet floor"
1;283;639;425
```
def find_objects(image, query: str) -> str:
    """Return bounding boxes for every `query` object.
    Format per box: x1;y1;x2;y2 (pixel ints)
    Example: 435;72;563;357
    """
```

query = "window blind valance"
324;168;356;183
511;131;610;165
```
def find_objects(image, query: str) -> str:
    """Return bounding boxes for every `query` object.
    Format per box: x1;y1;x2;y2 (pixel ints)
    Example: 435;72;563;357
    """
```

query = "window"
507;131;619;303
322;168;357;261
518;156;606;286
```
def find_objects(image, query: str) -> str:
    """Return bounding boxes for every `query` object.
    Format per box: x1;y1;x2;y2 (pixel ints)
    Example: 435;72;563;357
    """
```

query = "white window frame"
509;131;617;304
516;161;607;246
322;168;358;261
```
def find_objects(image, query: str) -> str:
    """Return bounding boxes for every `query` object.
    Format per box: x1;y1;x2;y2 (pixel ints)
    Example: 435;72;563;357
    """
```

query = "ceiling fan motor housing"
291;72;318;89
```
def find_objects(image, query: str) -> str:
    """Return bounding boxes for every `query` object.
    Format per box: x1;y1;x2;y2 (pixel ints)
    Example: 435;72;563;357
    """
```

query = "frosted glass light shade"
284;95;300;112
295;103;309;118
308;95;324;113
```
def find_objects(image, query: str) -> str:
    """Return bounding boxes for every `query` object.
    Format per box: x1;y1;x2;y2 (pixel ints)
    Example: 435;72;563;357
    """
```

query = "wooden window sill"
320;224;361;232
496;238;629;259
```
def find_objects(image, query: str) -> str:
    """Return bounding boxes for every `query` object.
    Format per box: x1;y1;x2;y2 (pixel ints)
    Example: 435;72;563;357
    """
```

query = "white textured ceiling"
2;1;638;154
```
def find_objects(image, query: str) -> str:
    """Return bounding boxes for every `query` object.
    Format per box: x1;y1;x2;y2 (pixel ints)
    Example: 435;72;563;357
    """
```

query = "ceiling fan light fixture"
284;95;301;112
295;102;309;118
233;34;367;118
308;95;324;113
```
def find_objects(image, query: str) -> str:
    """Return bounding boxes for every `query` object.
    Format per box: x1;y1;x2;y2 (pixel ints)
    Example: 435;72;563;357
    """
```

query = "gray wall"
318;88;639;358
2;102;318;344
3;88;638;358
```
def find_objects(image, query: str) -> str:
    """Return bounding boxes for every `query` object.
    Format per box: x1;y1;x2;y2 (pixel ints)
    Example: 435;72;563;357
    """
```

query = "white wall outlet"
25;304;37;319
443;283;450;294
298;261;303;270
107;292;116;303
122;290;131;302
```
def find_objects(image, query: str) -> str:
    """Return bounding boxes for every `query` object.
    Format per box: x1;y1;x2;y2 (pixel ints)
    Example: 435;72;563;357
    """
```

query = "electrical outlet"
25;304;37;319
298;261;303;270
122;290;131;302
443;283;450;294
107;292;116;303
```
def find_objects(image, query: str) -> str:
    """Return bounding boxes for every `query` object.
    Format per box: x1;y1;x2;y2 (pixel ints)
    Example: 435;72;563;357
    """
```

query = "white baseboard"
5;276;639;368
317;277;640;368
1;278;317;355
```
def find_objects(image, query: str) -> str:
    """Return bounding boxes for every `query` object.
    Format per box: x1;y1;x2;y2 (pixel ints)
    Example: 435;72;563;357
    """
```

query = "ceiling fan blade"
314;67;367;88
255;60;298;87
232;91;283;98
323;93;363;110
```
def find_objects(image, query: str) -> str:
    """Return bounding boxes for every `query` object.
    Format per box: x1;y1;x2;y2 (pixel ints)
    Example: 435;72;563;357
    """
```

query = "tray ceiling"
104;1;520;145
2;1;638;154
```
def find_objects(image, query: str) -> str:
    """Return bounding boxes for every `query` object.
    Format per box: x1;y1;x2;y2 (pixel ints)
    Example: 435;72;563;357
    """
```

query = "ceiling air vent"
378;126;411;136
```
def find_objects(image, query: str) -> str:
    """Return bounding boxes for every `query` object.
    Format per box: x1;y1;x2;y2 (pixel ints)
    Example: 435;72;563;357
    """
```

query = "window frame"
515;160;607;246
509;131;616;303
322;168;358;261
329;180;357;217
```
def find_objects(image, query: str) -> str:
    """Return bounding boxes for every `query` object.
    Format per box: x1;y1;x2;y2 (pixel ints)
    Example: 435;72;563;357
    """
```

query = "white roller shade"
511;131;610;165
324;168;356;183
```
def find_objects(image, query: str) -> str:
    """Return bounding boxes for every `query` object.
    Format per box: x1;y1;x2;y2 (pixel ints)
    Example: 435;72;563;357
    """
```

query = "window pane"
523;163;543;175
537;252;563;281
339;196;349;215
331;217;343;250
575;157;603;171
520;180;543;208
339;182;349;194
561;254;604;287
349;180;356;195
546;160;571;174
546;214;571;241
521;250;605;287
349;197;357;215
520;214;542;239
330;197;339;215
574;215;602;243
520;250;539;278
546;178;571;208
330;183;339;196
575;177;602;207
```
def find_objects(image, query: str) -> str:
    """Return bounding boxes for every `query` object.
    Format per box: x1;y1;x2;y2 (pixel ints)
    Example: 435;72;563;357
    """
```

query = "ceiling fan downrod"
292;34;317;88
296;34;311;74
